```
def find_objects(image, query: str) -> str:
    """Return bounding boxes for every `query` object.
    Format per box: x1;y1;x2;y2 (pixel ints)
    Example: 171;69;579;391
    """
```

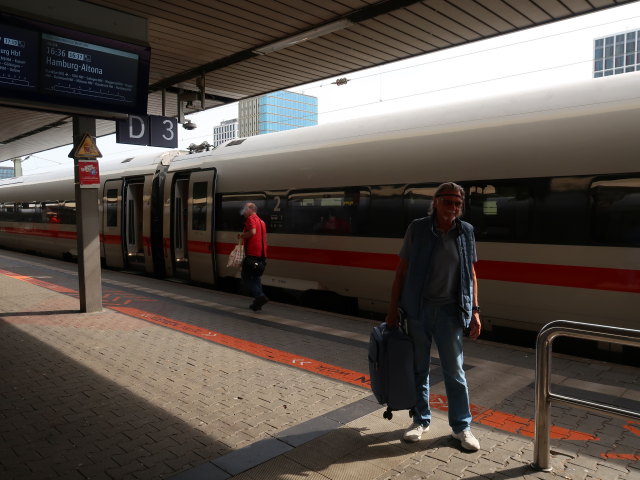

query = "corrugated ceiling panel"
505;0;554;23
0;0;634;160
448;0;515;31
476;0;533;28
535;0;573;18
426;0;501;37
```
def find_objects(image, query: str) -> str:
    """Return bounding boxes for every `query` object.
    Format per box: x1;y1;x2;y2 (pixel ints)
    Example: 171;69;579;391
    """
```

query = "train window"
591;177;640;246
366;185;405;237
404;186;438;226
464;183;533;241
191;182;208;231
106;189;119;227
537;177;591;244
60;202;76;225
42;202;60;223
219;194;266;231
17;202;40;223
0;203;15;221
287;188;370;235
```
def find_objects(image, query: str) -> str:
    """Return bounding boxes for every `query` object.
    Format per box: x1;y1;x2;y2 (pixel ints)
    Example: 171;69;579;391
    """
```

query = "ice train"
1;73;639;334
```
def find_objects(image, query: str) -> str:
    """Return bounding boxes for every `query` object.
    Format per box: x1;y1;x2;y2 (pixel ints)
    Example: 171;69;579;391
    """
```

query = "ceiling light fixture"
253;19;353;55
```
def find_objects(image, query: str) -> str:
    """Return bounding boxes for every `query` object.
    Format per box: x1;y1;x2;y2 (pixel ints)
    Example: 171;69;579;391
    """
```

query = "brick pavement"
0;250;638;480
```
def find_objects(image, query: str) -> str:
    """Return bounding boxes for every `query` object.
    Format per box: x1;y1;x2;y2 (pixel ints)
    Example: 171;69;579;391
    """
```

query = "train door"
172;175;190;279
124;180;145;270
162;172;176;277
141;175;156;274
187;170;216;285
102;179;124;268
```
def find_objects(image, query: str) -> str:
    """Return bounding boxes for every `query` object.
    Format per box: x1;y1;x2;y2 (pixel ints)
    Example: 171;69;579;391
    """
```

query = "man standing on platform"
386;182;482;451
238;202;268;311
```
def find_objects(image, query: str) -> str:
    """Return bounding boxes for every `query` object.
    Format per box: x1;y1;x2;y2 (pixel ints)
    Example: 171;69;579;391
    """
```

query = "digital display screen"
0;13;150;116
0;23;39;91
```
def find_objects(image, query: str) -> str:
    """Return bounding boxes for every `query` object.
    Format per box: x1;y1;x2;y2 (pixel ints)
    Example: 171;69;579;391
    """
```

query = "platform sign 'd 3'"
116;115;178;148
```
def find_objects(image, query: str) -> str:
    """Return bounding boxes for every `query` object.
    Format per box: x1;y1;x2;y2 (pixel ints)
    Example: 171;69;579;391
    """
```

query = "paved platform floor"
0;249;638;480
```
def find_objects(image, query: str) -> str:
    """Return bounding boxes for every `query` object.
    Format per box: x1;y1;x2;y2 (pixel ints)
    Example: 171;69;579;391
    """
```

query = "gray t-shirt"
399;221;476;306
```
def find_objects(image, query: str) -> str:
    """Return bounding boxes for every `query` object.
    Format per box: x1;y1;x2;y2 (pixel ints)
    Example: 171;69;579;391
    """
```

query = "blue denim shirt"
399;216;476;328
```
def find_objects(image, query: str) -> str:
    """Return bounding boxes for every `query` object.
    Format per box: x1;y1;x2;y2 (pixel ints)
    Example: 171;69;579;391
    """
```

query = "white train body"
1;74;639;332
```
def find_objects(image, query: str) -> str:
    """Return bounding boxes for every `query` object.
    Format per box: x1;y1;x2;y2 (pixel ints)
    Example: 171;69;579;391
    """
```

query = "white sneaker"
403;423;429;442
451;429;480;451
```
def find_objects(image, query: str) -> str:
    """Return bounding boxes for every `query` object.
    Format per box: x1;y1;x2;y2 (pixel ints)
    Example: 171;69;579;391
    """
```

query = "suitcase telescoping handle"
396;307;409;335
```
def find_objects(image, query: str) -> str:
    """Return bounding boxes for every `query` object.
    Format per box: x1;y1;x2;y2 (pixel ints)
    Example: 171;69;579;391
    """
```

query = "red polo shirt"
244;214;267;257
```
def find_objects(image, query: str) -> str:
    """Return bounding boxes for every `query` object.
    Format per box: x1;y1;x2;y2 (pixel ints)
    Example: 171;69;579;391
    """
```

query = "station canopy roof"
0;0;634;161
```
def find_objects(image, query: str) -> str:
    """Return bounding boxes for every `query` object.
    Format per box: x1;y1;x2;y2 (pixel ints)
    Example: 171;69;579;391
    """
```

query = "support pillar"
72;116;103;313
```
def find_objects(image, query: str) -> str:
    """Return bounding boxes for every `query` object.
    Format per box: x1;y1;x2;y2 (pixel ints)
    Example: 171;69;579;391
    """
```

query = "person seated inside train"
319;211;351;234
47;211;61;224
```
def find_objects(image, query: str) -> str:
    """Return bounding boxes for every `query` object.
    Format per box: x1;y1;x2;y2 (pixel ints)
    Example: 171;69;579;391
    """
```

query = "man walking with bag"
238;202;268;311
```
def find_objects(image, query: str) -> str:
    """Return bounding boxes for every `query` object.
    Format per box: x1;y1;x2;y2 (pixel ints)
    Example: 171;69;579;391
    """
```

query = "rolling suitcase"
368;314;417;420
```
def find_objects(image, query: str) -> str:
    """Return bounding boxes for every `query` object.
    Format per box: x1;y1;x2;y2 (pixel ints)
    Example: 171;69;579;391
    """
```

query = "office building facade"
238;91;318;137
212;118;239;147
594;29;640;77
0;166;13;179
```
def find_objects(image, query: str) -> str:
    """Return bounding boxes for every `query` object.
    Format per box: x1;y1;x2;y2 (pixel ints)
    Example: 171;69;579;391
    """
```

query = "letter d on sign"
116;115;150;146
129;115;146;138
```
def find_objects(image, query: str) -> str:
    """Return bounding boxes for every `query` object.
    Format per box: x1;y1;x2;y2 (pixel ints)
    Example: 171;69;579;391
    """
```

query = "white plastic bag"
226;240;244;268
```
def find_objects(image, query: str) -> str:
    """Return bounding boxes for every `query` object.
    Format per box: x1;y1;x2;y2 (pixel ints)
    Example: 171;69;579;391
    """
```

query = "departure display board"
0;13;150;116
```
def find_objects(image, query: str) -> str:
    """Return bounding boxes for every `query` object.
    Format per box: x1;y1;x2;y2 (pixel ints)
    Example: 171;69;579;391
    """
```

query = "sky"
12;1;640;175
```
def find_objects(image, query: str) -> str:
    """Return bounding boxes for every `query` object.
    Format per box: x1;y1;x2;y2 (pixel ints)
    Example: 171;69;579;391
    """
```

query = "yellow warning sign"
70;133;102;159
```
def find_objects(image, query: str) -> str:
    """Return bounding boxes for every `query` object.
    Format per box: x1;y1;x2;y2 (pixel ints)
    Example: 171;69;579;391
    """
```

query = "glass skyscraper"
238;91;318;137
0;166;13;179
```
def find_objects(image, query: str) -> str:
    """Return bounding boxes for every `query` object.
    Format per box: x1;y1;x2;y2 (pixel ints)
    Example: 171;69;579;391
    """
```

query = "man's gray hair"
429;182;465;216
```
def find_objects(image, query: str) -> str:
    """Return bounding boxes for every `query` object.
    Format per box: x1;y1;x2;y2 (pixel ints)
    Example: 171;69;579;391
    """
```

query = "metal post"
531;320;640;472
532;329;553;471
72;116;103;313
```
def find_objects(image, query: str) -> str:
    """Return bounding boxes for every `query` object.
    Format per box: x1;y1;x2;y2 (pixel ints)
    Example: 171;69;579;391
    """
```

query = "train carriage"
1;73;639;335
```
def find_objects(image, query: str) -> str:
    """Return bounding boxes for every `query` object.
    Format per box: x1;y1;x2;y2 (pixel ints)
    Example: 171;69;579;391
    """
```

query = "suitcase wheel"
409;408;415;418
383;409;393;420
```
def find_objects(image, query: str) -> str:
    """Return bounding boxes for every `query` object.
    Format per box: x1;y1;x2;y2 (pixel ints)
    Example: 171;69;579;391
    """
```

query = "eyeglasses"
441;199;463;208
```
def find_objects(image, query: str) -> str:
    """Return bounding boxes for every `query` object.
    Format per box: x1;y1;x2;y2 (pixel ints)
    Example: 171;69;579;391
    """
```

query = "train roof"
0;150;183;203
2;73;640;201
169;73;640;192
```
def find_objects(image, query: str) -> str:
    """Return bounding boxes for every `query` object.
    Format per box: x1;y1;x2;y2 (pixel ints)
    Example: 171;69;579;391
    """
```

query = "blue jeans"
241;260;264;299
408;303;471;433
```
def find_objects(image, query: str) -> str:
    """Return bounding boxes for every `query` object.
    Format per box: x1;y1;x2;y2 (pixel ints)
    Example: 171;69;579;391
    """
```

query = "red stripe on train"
187;240;211;254
101;234;121;245
217;242;639;293
476;260;640;294
217;241;399;270
0;226;76;240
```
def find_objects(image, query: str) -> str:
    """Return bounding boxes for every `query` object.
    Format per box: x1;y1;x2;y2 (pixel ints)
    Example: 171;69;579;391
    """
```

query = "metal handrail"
532;320;640;472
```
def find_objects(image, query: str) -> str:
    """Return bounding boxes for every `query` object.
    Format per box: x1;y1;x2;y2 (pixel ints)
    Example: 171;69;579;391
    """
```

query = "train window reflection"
0;203;15;221
219;194;266;232
106;189;118;227
17;202;40;223
539;177;591;244
404;186;438;225
591;177;640;246
60;202;76;225
465;183;532;241
288;188;370;235
192;182;208;231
